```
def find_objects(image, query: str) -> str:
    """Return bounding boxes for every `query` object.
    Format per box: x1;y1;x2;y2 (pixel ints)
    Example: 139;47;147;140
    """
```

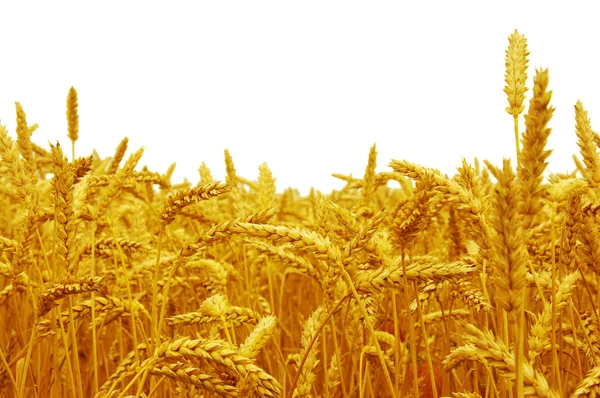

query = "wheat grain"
518;68;553;232
66;87;79;149
149;360;239;396
293;305;326;398
239;315;277;359
160;181;230;226
444;323;559;398
153;336;281;397
38;276;105;316
107;137;129;175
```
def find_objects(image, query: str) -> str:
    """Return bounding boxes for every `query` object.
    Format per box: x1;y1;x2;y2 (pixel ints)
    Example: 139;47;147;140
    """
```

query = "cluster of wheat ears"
1;29;600;398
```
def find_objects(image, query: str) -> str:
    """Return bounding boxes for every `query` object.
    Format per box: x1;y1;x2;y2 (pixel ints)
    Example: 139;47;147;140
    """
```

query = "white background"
1;2;599;195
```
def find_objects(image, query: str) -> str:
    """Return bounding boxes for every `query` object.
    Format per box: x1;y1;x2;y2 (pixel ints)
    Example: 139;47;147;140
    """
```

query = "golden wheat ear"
504;29;529;167
66;86;79;160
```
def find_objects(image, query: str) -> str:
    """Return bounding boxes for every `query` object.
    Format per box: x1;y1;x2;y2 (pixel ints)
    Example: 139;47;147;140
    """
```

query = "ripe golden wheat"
2;29;600;398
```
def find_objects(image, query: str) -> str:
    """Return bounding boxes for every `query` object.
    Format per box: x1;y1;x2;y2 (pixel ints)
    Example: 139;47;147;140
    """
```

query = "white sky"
1;2;599;195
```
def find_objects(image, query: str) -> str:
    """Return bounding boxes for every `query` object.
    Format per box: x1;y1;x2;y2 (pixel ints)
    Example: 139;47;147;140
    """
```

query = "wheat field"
1;29;600;397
